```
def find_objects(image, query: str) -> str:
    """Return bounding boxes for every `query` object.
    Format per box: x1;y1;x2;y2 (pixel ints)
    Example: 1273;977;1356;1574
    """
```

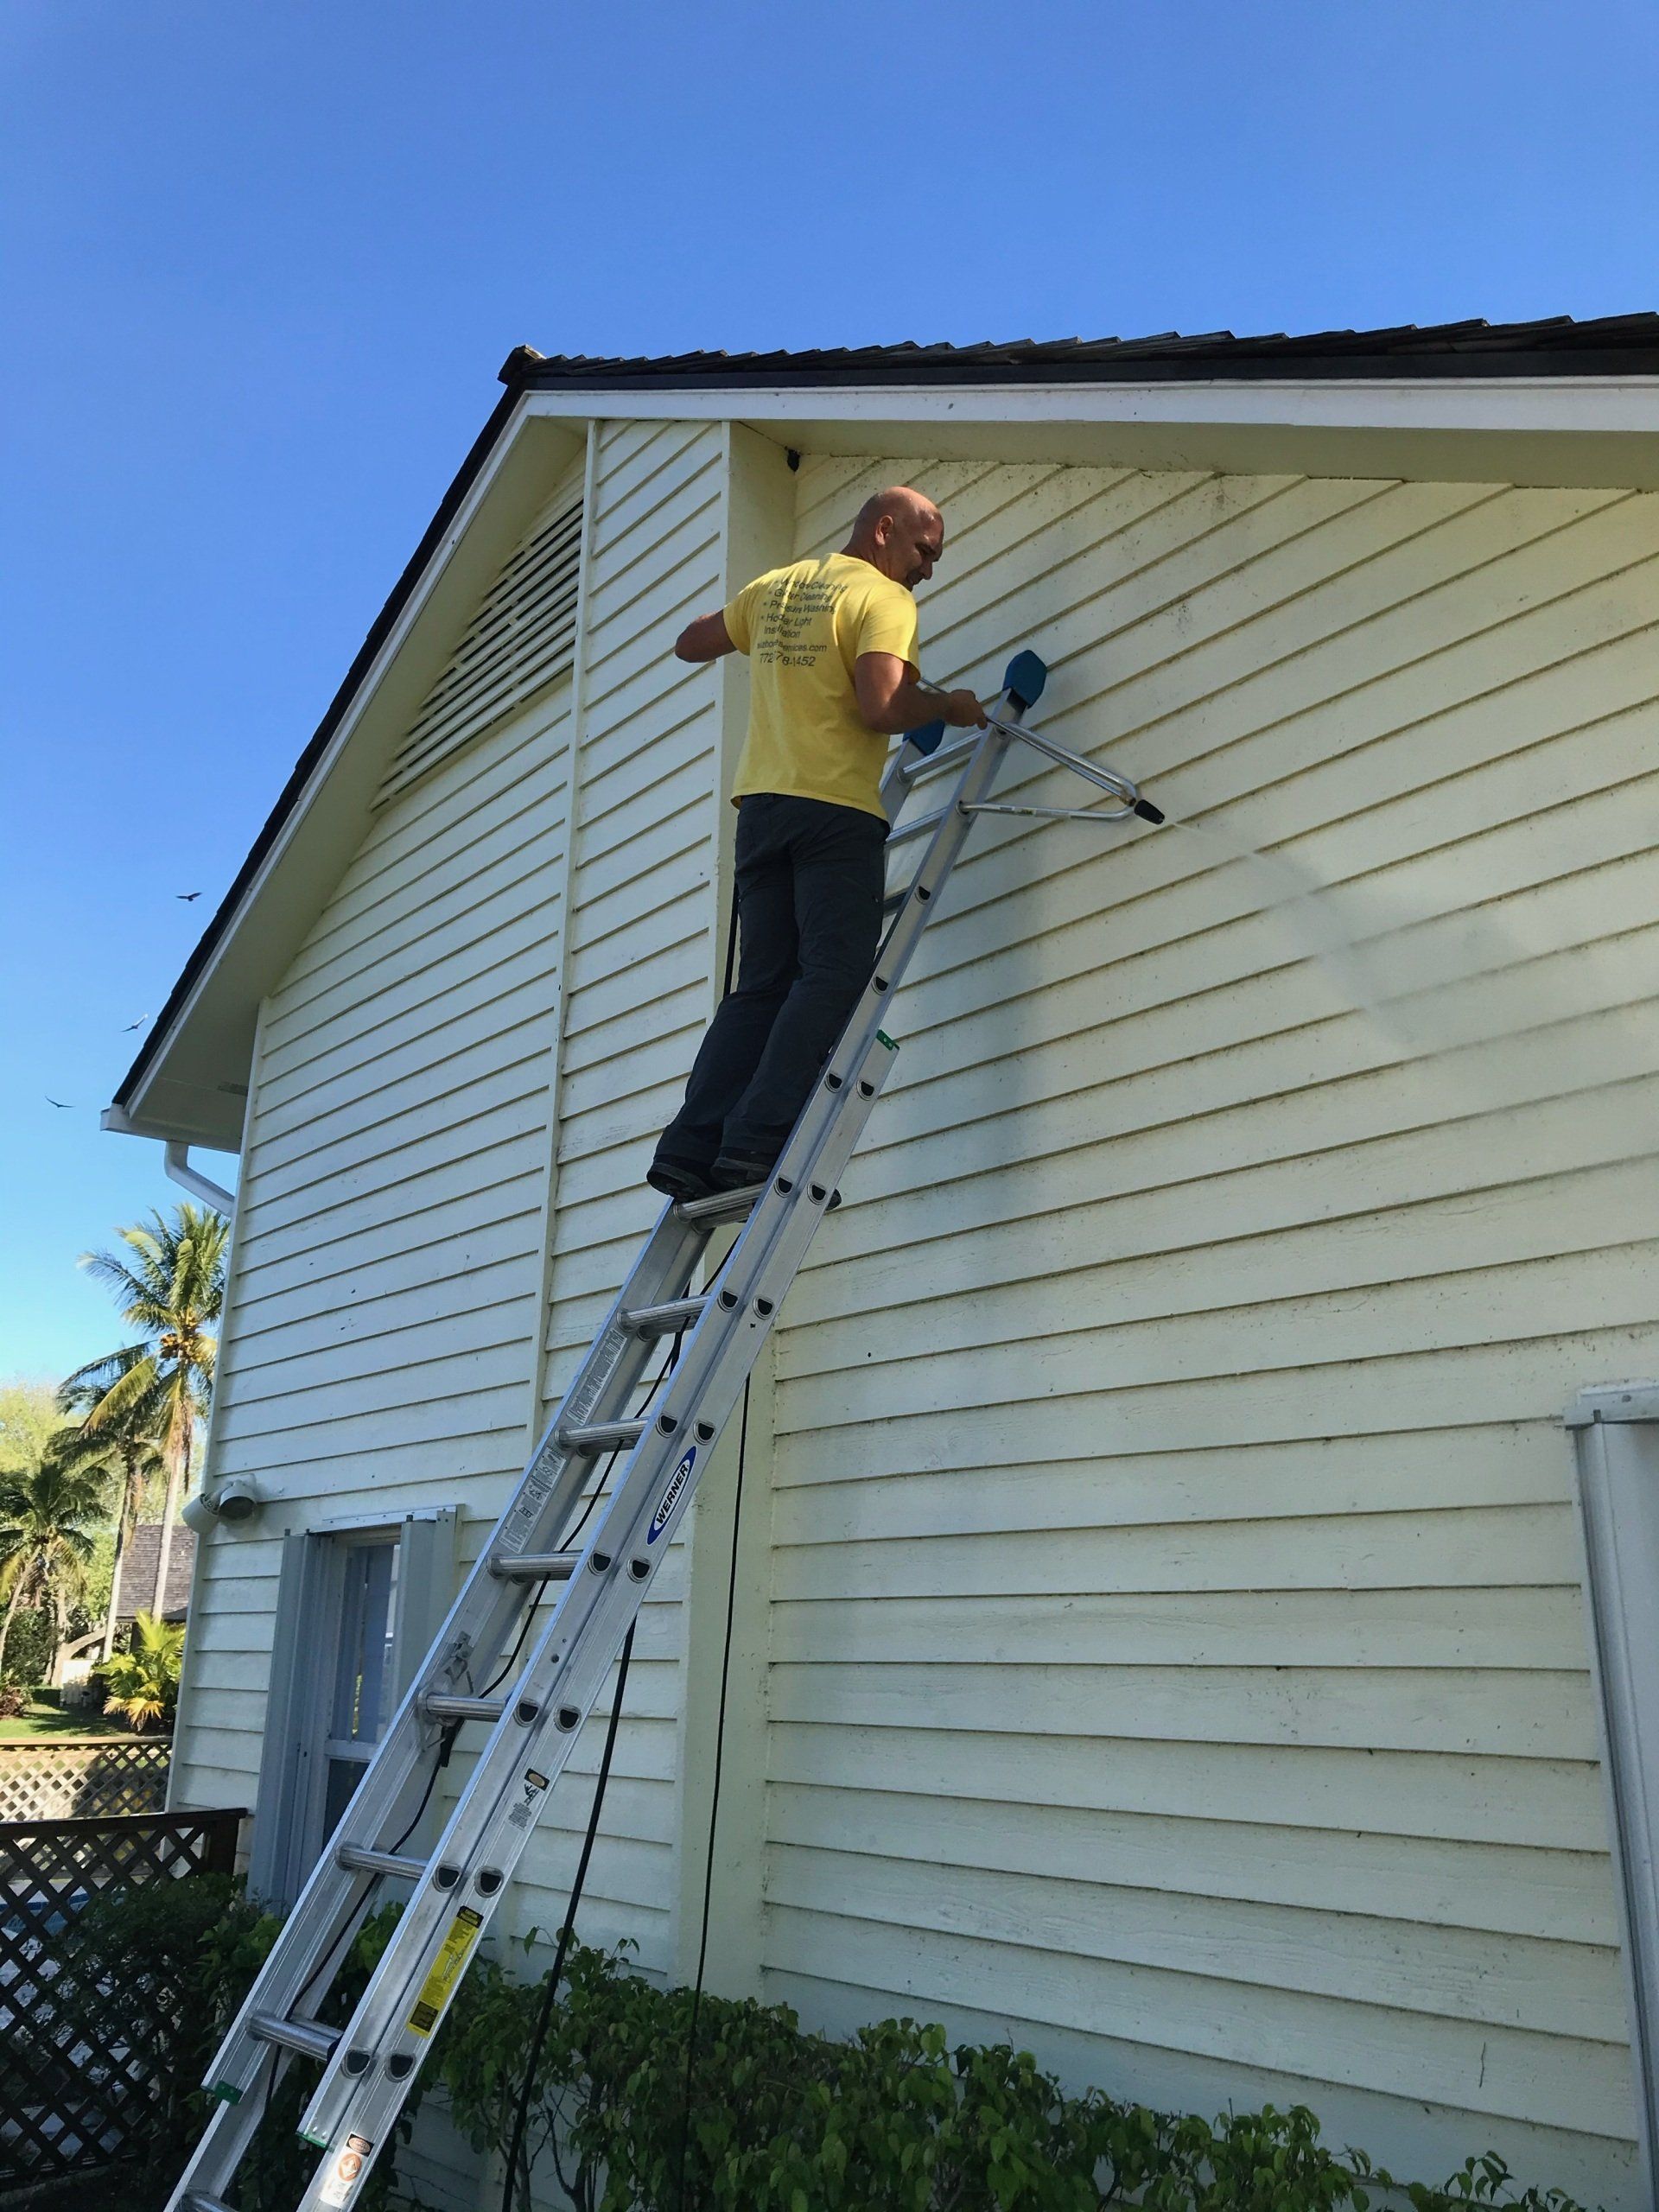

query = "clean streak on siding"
762;454;1659;2189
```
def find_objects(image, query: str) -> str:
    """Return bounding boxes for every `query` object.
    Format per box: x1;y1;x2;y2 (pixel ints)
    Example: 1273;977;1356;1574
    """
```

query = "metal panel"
1567;1380;1659;2206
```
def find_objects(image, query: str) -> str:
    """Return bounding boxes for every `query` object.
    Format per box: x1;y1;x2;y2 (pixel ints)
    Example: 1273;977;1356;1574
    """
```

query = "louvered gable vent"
377;491;583;803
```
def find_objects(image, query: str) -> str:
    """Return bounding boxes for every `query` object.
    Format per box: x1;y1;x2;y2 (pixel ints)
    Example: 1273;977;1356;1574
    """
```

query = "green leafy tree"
59;1353;168;1658
0;1448;107;1677
0;1380;65;1475
97;1609;186;1732
64;1201;228;1624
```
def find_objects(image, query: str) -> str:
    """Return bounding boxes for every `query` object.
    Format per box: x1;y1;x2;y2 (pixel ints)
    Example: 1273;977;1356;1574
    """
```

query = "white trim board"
522;380;1659;490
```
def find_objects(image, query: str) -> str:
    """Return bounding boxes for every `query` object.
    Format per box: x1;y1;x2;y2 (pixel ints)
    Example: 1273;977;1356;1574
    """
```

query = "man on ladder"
163;476;1168;2212
647;484;988;1203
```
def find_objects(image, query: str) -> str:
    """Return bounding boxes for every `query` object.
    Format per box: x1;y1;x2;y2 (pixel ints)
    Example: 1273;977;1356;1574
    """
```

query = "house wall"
171;429;1659;2210
172;421;741;1974
169;659;579;1809
751;452;1659;2207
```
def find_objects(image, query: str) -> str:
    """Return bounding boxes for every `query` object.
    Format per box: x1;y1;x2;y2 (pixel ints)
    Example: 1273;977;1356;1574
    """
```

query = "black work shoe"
646;1157;714;1204
709;1151;776;1193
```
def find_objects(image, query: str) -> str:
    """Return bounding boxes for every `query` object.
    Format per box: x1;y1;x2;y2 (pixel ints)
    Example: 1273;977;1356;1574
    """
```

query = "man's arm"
675;612;736;663
855;652;986;735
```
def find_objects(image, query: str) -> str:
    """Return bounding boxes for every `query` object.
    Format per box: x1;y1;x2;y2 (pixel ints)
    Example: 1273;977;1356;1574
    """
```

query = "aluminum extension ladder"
168;647;1160;2212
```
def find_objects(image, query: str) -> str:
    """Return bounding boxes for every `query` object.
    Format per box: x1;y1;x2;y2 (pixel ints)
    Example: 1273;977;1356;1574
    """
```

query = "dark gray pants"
654;792;887;1172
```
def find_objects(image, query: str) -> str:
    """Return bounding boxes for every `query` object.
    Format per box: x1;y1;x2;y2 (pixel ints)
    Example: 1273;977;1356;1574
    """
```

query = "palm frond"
73;1356;164;1436
57;1345;149;1408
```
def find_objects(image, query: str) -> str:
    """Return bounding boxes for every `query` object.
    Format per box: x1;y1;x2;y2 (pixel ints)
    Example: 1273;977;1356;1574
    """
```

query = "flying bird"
45;1096;72;1109
176;891;201;902
124;1016;149;1031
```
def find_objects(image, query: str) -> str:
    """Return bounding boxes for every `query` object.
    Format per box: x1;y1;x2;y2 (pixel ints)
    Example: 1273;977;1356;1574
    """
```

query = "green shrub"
27;1882;1601;2212
2;1606;58;1687
437;1936;1599;2212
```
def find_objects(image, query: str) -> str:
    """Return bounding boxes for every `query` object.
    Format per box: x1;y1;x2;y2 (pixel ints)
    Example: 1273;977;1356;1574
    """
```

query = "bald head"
842;485;944;590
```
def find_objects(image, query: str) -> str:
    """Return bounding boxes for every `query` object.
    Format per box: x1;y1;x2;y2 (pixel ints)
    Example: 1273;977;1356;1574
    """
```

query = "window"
321;1539;399;1837
249;1512;456;1909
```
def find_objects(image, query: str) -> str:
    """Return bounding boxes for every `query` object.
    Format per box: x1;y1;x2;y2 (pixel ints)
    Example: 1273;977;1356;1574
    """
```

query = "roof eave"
111;388;587;1148
113;326;1659;1147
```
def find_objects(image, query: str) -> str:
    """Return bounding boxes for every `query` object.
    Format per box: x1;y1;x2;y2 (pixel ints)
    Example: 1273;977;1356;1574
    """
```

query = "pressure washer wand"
916;663;1164;826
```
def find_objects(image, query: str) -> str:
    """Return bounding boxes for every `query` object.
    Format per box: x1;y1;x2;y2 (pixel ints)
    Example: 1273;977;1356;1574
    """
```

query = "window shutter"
248;1529;330;1909
376;491;584;805
391;1508;459;1702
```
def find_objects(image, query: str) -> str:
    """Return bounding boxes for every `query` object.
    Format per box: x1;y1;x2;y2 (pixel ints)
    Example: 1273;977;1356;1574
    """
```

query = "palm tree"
63;1202;228;1625
57;1358;168;1660
97;1610;185;1732
0;1452;106;1676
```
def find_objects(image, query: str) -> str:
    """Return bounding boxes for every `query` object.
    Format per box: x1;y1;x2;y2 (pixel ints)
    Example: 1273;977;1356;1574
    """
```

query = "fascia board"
116;398;586;1148
523;377;1659;489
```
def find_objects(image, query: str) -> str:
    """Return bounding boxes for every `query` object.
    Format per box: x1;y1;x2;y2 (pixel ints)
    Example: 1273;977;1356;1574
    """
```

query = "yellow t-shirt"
723;553;920;820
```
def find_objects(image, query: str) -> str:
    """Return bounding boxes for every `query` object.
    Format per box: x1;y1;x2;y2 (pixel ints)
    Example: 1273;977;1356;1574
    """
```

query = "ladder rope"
500;1616;637;2212
674;1371;753;2212
499;1325;687;2211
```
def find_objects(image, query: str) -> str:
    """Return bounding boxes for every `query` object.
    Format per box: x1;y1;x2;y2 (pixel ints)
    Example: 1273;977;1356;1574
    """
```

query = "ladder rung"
188;2196;239;2212
489;1549;580;1582
675;1181;766;1224
902;732;978;780
337;1843;427;1880
561;1416;646;1452
251;2012;339;2063
623;1294;708;1338
423;1694;508;1724
883;883;912;912
887;804;950;849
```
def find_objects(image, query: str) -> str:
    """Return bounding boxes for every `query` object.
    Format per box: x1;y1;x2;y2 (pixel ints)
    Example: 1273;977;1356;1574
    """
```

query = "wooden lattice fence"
0;1807;245;2194
0;1736;170;1822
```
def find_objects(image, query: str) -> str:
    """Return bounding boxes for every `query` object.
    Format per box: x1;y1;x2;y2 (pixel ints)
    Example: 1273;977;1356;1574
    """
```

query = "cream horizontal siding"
169;1529;283;1809
760;453;1659;2203
496;417;728;1980
175;679;575;1817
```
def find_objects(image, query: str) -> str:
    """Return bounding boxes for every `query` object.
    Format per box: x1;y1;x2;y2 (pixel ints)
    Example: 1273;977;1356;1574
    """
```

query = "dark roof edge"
498;319;1659;394
114;381;524;1117
117;316;1659;1120
503;347;1659;390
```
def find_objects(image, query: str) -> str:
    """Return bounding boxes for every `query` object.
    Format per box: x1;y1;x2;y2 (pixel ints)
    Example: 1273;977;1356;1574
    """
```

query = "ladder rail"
188;1196;718;2122
169;690;1052;2212
290;723;1011;2167
295;1019;901;2158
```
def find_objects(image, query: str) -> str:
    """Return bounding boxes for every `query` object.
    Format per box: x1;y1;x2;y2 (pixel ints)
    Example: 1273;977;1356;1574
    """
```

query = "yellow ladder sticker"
407;1906;483;2036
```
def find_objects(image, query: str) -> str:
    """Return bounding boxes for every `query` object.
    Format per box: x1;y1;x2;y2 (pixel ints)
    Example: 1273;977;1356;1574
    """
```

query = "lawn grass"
0;1697;130;1739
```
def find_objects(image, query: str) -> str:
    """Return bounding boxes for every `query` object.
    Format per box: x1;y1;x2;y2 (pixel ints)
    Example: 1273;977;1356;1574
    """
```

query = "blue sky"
3;0;1656;1384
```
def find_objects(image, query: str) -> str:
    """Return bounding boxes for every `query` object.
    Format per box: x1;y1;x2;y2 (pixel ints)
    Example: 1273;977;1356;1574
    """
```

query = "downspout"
163;1141;237;1217
98;1104;238;1217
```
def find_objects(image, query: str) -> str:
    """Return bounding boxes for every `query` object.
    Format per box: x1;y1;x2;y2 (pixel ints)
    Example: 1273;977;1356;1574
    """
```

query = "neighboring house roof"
499;312;1659;390
118;1523;196;1623
109;316;1659;1141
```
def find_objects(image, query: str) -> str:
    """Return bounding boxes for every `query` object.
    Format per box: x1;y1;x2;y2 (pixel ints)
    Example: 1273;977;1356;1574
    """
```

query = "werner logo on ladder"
167;486;1164;2212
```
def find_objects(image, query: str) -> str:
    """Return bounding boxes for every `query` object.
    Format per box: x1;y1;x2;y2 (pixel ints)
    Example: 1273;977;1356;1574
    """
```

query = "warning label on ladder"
319;2133;374;2208
407;1906;483;2035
